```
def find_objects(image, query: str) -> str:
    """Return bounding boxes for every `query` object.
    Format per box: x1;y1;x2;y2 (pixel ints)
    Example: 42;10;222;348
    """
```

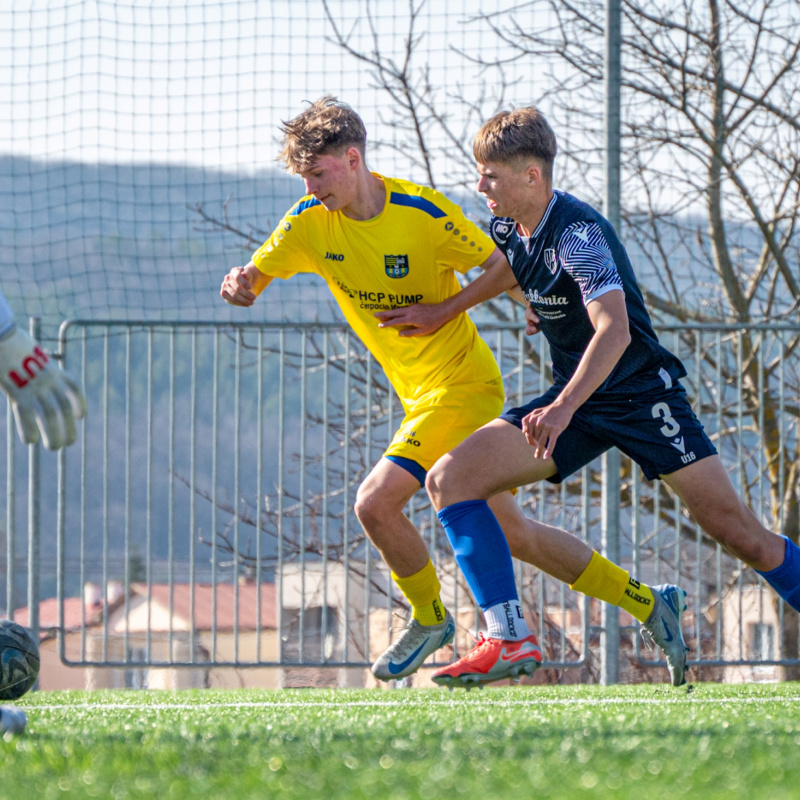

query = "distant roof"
14;597;105;634
14;582;277;635
130;582;276;631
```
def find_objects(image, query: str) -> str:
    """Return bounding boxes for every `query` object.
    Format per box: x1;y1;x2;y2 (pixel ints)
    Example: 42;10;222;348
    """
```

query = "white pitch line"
28;695;800;712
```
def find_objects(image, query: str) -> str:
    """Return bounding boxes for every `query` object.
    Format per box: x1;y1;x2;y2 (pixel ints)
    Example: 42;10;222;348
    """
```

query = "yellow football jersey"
252;174;502;410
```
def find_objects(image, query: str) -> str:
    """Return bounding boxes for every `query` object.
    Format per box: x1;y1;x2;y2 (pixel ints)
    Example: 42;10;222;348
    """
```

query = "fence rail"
2;319;799;688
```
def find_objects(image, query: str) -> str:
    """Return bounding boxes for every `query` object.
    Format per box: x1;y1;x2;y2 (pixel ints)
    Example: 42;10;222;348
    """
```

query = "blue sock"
756;536;800;612
436;499;518;610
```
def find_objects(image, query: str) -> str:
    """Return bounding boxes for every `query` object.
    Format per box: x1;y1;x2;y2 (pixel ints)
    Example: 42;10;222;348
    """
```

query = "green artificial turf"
2;683;799;799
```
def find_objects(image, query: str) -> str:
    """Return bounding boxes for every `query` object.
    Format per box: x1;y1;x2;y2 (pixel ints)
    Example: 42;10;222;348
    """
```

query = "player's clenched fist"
220;265;257;307
524;305;541;336
0;325;87;450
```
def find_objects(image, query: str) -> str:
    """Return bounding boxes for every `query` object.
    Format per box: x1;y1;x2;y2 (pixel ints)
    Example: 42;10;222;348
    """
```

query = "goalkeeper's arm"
0;291;87;450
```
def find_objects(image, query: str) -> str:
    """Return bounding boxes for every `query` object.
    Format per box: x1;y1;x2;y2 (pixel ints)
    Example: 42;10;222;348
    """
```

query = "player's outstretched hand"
375;303;449;337
521;401;574;460
220;266;257;307
525;306;541;336
0;325;87;450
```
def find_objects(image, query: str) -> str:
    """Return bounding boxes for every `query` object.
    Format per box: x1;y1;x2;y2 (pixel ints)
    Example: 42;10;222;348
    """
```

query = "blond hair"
473;107;557;182
277;95;367;173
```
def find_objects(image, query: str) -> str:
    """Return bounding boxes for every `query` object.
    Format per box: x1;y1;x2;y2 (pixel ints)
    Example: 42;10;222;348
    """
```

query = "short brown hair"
473;107;557;182
277;95;367;173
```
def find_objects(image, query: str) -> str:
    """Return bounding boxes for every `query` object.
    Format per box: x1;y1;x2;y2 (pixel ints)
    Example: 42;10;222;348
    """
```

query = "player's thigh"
661;455;753;534
427;418;558;504
500;388;612;484
383;380;504;471
356;456;425;514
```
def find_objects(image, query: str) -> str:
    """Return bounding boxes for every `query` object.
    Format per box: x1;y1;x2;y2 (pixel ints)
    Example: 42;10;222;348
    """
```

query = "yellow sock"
570;551;629;604
393;559;447;626
618;578;656;623
571;551;655;623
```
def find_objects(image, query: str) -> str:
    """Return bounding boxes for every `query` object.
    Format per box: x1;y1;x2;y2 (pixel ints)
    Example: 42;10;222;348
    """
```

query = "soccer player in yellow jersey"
221;96;524;680
221;97;685;685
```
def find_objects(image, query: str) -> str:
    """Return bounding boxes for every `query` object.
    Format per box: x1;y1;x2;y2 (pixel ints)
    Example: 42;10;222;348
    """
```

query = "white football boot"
642;584;689;686
372;612;456;681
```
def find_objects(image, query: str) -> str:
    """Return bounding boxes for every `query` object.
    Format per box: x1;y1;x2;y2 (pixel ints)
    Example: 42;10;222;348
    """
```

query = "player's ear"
345;146;362;170
525;162;542;185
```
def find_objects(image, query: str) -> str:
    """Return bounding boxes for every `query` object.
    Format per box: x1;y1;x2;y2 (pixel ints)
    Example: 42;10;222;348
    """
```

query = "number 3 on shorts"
651;401;681;438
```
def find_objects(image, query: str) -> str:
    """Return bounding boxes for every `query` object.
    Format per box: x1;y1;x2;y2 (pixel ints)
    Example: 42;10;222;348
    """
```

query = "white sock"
483;599;530;640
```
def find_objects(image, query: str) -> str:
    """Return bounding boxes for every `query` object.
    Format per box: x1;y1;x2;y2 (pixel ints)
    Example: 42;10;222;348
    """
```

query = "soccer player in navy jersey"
223;98;692;687
381;106;800;688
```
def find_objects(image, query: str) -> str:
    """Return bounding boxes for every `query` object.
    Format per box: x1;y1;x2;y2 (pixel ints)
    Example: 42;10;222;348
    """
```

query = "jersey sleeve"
423;190;495;274
251;202;319;280
488;217;515;251
557;221;624;304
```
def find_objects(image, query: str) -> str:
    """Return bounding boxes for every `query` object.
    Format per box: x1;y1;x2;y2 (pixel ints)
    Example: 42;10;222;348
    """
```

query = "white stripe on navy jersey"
557;222;623;302
532;192;558;238
488;189;687;394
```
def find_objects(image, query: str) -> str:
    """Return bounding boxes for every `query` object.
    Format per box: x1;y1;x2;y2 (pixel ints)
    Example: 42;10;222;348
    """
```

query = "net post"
601;0;622;686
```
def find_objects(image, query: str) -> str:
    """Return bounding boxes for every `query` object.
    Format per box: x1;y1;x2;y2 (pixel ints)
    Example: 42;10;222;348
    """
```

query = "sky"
1;0;542;177
1;0;559;329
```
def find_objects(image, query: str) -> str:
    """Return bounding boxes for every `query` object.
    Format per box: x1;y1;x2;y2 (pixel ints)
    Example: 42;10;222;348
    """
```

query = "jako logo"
325;252;344;261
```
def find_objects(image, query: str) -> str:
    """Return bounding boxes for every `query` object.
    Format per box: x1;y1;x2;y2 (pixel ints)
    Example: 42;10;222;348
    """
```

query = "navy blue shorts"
499;382;717;483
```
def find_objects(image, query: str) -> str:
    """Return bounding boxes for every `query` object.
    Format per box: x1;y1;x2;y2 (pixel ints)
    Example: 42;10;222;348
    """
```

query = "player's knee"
353;495;380;530
353;484;379;527
427;453;491;510
425;458;458;509
355;481;406;531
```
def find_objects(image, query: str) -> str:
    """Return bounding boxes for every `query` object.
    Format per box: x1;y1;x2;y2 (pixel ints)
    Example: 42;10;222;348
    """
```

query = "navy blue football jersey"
490;190;685;395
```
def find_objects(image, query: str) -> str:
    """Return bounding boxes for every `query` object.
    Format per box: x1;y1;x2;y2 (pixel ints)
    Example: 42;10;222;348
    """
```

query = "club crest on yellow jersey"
385;255;409;278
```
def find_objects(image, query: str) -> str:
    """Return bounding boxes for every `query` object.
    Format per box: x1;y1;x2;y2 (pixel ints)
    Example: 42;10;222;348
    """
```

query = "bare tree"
454;0;800;675
313;0;800;676
191;0;800;680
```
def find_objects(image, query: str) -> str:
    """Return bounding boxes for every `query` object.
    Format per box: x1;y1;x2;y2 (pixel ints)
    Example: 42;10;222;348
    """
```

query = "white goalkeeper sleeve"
0;293;87;450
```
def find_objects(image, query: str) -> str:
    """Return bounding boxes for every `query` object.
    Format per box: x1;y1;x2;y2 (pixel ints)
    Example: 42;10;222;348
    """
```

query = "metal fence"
2;319;799;686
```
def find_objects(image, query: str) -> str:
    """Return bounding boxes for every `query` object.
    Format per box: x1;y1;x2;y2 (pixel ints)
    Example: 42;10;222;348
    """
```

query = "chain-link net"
2;0;557;342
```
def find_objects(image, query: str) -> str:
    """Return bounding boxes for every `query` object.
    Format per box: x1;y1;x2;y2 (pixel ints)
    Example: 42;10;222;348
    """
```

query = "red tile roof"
131;583;277;631
14;597;104;631
14;582;277;634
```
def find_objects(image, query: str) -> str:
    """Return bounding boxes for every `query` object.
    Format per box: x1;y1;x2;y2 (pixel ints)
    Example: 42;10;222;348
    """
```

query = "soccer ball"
0;620;40;700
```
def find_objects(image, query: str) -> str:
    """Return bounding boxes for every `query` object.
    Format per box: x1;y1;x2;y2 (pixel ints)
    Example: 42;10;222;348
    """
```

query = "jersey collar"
520;190;559;240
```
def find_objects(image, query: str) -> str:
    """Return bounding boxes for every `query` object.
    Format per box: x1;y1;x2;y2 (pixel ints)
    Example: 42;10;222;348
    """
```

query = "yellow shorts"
383;378;505;472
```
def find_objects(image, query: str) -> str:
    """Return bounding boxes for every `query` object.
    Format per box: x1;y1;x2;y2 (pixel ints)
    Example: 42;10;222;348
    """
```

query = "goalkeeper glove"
0;324;87;450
